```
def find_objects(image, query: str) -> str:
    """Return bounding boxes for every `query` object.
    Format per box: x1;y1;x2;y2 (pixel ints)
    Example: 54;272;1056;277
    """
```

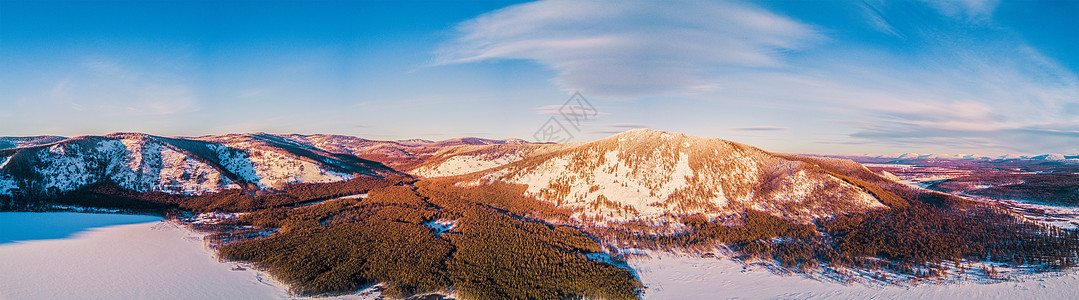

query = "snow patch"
244;148;353;188
0;174;16;196
424;219;457;234
411;152;524;178
209;144;260;183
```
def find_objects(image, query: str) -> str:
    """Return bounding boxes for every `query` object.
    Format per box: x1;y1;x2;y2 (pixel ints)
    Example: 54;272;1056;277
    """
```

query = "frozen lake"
0;212;288;300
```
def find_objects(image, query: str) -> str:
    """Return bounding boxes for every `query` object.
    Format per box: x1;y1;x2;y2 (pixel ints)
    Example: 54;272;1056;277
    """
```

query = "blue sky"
1;0;1076;155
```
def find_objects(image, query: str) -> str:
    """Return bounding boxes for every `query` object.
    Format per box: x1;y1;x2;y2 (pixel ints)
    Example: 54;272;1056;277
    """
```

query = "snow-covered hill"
0;136;67;150
0;133;403;197
0;130;900;223
273;134;543;169
468;129;889;222
407;143;575;178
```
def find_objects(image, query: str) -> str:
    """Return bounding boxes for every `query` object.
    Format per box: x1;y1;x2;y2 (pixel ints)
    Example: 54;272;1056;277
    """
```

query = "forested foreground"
218;181;641;299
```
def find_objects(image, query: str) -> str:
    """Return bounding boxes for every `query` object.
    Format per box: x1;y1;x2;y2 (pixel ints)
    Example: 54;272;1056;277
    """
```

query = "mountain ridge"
0;132;404;198
429;129;896;223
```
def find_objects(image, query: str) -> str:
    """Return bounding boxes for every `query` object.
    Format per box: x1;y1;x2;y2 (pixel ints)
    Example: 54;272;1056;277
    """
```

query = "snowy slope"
276;134;541;169
408;143;574;178
197;133;400;189
0;136;67;150
475;129;886;222
0;133;404;197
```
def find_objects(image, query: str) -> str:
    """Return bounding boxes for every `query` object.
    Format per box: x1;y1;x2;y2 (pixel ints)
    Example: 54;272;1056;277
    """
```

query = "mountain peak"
469;130;887;223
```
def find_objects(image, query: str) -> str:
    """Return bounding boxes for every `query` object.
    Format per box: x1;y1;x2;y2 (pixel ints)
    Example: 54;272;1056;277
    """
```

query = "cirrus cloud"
436;0;823;96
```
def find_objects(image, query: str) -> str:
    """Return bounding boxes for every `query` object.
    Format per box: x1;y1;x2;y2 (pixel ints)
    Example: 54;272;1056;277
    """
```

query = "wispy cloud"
920;0;1000;22
730;126;787;132
47;58;200;116
584;123;651;128
534;104;609;116
860;0;904;38
437;0;823;96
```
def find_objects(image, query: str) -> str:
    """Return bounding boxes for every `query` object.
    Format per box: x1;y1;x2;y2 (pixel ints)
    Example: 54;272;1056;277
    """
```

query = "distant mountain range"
0;133;535;198
838;152;1079;161
2;129;914;223
415;129;896;222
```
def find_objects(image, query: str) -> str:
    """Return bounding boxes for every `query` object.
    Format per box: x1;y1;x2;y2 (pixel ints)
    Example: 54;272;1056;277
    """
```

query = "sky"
1;0;1077;155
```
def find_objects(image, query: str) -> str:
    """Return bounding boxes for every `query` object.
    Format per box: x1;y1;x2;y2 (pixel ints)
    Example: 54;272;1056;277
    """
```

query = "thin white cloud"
920;0;1001;22
535;104;609;116
861;0;904;38
731;126;788;131
437;0;823;95
50;58;200;116
238;89;265;98
583;123;651;128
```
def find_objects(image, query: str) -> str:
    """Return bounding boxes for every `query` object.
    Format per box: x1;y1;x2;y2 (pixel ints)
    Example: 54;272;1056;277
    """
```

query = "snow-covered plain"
631;253;1079;300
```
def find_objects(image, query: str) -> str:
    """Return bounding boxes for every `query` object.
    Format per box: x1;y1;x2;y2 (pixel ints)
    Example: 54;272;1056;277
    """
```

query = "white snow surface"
0;214;287;300
0;212;434;300
632;253;1079;300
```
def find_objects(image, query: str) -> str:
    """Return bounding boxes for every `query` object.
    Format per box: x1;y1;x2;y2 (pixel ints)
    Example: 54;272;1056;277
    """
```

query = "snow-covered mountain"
437;130;894;222
1;130;904;223
0;133;403;197
270;134;542;169
0;136;67;150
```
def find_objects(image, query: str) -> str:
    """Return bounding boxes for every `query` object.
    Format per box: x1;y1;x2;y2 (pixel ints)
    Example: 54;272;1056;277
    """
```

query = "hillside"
407;143;574;178
461;129;890;222
0;133;403;199
0;136;67;150
270;134;539;169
